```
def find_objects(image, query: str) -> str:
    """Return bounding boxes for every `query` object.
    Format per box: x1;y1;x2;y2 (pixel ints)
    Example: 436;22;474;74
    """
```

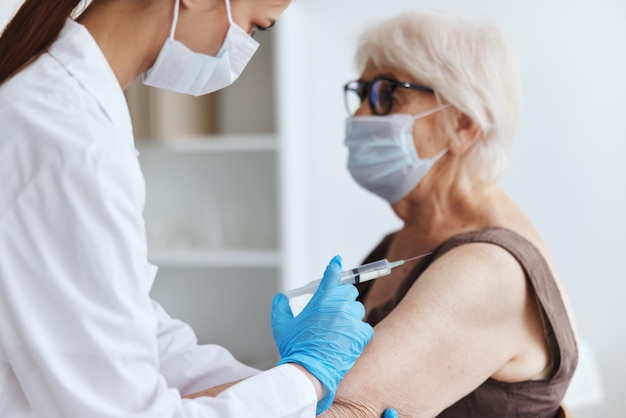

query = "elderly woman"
323;10;578;418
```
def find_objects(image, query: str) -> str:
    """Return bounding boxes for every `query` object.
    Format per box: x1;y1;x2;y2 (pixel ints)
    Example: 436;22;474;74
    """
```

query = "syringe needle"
388;251;433;269
402;252;433;263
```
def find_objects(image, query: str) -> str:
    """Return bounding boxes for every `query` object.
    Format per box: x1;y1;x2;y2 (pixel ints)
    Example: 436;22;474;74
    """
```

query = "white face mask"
142;0;259;96
345;105;450;203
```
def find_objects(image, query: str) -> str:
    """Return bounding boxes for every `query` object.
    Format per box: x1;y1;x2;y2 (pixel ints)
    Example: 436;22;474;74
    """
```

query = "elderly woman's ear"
449;111;482;155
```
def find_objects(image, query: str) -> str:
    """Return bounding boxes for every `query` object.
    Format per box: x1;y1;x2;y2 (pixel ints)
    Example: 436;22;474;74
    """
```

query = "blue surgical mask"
143;0;259;96
345;105;450;203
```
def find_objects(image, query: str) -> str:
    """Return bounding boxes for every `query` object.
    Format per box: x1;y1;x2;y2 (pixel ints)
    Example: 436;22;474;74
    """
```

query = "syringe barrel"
340;259;392;285
283;259;393;298
282;279;321;298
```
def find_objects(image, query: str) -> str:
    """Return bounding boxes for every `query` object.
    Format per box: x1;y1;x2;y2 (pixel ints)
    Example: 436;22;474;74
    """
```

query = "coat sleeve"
0;133;317;417
151;298;261;394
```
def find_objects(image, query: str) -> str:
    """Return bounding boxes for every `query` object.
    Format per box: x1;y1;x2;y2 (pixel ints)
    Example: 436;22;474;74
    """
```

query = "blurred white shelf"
136;134;277;153
148;249;281;268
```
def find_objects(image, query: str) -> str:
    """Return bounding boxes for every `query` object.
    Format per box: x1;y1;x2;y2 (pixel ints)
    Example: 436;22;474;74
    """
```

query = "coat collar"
48;19;134;142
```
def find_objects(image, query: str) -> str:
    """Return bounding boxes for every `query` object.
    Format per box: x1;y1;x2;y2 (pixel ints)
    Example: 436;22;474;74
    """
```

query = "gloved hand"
382;408;398;418
271;255;374;414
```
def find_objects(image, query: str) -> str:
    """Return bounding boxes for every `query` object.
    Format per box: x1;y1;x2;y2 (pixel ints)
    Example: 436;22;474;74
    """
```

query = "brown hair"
0;0;81;85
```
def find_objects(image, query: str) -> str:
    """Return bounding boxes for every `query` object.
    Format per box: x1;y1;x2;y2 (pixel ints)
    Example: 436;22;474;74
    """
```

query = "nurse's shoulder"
0;24;139;215
0;51;96;158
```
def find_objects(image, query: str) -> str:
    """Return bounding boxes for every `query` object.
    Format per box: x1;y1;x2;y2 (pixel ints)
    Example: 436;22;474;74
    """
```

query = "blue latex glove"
382;408;399;418
271;255;374;414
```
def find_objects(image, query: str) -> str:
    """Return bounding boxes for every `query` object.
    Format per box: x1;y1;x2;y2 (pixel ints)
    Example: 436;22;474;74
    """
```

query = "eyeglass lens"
344;81;365;115
344;78;394;116
370;79;393;115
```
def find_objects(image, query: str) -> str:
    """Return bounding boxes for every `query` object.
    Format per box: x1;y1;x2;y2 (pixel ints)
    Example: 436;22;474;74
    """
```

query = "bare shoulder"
434;241;524;282
399;242;529;325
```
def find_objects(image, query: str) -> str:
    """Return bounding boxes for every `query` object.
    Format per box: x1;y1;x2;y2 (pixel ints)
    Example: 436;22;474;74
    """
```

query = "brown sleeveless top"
356;227;578;418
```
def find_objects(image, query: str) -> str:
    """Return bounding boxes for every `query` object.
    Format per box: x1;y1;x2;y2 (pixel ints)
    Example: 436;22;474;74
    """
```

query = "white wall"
276;0;626;416
0;0;20;28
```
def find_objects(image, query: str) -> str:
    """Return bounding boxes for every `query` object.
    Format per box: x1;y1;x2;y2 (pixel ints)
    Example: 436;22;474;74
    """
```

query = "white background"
0;2;19;28
3;0;625;416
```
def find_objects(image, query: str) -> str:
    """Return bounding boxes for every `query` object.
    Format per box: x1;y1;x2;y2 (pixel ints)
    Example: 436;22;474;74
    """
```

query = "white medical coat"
0;19;317;418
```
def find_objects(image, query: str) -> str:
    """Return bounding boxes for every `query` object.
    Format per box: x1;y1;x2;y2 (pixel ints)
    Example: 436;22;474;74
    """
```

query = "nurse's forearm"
183;364;324;400
184;379;244;399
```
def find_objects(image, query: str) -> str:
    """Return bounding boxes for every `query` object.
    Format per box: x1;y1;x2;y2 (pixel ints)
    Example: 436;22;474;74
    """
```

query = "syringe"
283;252;432;299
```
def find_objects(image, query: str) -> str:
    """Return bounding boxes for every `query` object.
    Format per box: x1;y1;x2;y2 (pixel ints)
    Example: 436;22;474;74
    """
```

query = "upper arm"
325;243;531;418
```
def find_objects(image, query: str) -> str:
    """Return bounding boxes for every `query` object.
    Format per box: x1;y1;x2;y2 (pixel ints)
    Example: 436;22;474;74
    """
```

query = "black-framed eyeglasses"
343;76;434;116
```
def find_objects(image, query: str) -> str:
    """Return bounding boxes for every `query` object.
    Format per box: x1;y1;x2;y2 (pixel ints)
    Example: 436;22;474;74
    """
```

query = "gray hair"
355;10;522;183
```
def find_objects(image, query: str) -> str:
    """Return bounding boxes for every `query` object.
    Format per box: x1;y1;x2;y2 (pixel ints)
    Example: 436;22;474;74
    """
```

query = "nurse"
0;1;385;417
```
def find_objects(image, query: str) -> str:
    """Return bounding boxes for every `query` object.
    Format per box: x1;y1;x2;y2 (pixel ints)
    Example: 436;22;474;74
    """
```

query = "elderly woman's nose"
354;102;372;116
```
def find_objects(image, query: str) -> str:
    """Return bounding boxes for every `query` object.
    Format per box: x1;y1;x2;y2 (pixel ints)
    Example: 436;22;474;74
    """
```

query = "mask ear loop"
411;103;451;120
431;147;449;161
169;0;180;39
412;103;452;160
224;0;235;26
